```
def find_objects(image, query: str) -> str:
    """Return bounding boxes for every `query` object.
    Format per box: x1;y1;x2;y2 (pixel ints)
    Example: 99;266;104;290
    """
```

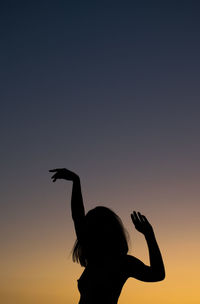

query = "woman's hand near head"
131;211;154;236
49;168;79;182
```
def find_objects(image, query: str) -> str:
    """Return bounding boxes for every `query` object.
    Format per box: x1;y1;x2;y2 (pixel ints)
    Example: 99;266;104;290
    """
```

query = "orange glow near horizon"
1;238;200;304
1;188;200;304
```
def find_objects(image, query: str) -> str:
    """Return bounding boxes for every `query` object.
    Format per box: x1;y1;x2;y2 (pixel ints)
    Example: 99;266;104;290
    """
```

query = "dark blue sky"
1;0;200;225
1;1;200;178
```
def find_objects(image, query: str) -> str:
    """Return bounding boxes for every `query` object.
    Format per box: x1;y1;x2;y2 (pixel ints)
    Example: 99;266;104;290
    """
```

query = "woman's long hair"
72;206;129;267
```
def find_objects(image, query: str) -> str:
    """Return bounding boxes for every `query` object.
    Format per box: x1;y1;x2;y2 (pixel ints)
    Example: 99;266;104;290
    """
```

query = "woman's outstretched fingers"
142;215;148;223
49;169;60;172
135;211;143;223
50;171;60;182
131;211;141;226
137;212;144;222
133;211;139;221
51;175;57;182
131;213;136;226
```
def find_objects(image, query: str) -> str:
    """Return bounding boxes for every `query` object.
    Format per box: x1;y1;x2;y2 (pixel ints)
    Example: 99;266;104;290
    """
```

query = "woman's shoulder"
119;254;138;264
118;254;144;274
86;254;140;273
107;254;137;272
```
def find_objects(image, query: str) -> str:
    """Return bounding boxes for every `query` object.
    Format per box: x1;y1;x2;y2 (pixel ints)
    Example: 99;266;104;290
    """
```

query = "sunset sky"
1;1;200;303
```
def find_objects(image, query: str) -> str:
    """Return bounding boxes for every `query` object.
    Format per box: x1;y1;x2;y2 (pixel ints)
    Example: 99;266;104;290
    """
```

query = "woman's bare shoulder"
120;254;141;264
120;255;147;277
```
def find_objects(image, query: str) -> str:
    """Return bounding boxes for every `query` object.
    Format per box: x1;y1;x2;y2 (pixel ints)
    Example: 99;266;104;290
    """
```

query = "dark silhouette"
49;168;165;304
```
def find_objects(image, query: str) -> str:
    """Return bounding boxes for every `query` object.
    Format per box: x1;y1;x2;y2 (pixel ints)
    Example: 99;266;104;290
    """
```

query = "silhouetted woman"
49;168;165;304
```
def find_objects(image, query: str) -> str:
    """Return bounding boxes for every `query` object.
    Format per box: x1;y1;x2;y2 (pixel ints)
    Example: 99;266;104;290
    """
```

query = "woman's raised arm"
126;211;165;282
49;168;85;241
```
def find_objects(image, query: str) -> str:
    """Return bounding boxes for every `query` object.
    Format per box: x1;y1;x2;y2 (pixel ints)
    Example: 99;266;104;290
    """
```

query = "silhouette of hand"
49;168;79;182
131;211;153;236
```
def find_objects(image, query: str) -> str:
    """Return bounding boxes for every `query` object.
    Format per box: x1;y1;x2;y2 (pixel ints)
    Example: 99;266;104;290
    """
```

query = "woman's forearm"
145;231;165;280
71;176;85;221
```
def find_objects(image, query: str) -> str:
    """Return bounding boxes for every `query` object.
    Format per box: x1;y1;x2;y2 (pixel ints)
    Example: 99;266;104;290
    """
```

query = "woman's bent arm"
144;228;165;281
128;211;165;282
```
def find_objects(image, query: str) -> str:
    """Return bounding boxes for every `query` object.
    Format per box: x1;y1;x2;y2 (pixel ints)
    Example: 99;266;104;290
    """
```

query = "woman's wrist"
72;174;80;182
144;228;155;239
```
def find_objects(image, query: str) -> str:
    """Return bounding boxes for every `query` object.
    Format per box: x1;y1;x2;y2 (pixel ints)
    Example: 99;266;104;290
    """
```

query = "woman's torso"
78;256;129;304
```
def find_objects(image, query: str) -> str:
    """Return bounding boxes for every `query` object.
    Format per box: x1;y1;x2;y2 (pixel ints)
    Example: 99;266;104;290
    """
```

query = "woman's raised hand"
131;211;154;236
49;168;79;182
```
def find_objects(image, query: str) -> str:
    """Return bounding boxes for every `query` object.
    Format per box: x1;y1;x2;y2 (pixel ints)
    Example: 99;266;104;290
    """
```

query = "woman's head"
72;206;129;266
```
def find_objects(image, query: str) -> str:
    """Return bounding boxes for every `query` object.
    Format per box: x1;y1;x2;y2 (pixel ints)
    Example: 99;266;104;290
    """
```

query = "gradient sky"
1;1;200;303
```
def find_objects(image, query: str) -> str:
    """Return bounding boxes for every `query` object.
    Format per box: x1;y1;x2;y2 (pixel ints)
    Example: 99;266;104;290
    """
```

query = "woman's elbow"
155;270;165;281
150;268;165;282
